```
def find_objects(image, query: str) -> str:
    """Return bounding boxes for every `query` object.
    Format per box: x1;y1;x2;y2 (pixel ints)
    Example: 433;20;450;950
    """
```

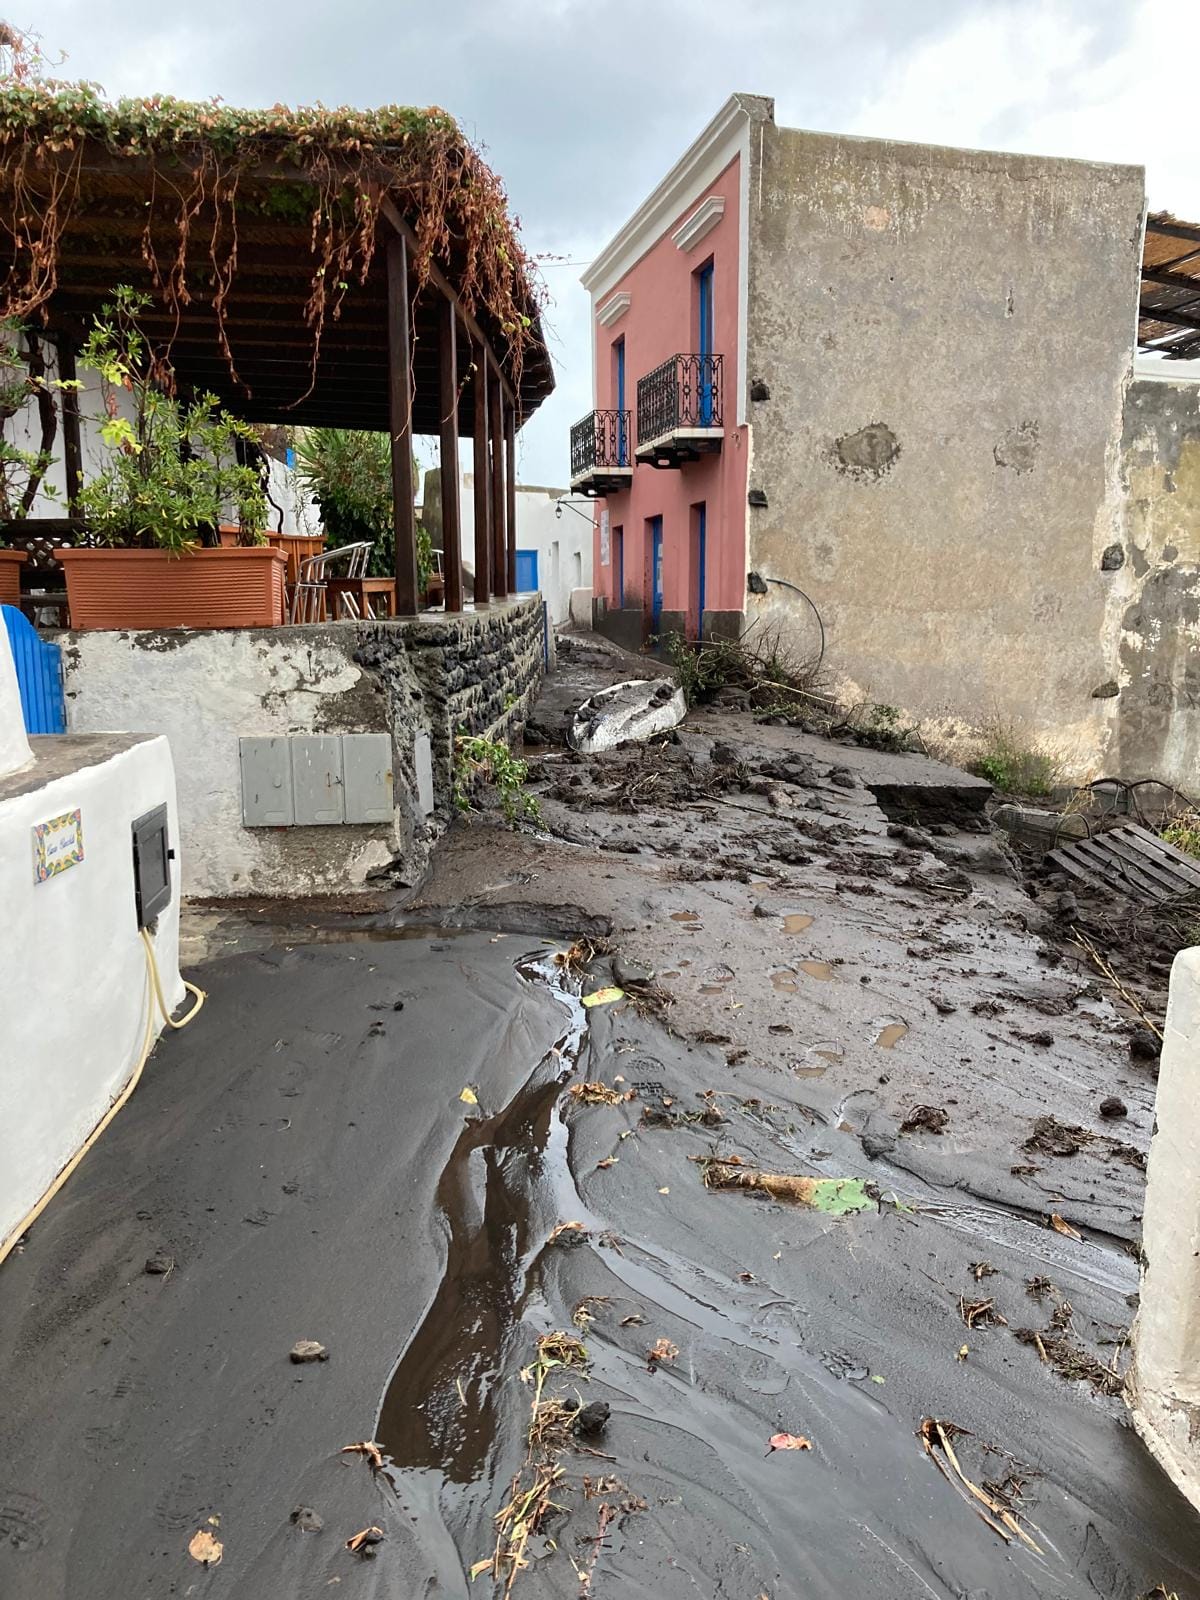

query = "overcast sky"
29;0;1192;487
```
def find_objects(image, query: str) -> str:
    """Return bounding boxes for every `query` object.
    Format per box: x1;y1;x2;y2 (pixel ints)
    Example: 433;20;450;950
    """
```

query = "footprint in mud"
739;1349;791;1396
771;969;800;994
699;962;736;994
154;1469;216;1532
0;1491;48;1552
798;960;835;981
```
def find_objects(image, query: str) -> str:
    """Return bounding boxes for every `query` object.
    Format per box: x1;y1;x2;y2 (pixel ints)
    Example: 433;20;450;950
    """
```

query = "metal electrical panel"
240;734;394;827
132;804;173;928
342;734;394;823
291;736;345;825
240;738;296;826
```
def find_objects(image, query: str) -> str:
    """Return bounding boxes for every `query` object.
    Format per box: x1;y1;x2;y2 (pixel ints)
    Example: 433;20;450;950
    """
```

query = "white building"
459;475;592;626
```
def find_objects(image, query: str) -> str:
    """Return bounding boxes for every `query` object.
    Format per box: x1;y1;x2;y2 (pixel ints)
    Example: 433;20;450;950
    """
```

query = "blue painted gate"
2;605;66;734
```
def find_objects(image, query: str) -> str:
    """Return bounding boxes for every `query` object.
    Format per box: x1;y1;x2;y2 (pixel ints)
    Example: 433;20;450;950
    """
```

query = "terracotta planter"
58;546;287;630
0;549;25;607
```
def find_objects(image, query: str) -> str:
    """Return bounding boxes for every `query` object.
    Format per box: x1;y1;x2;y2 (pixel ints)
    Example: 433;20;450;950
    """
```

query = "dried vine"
0;80;545;403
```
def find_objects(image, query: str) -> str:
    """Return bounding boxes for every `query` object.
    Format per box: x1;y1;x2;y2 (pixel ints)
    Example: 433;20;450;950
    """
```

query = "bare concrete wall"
1102;377;1200;790
744;123;1145;774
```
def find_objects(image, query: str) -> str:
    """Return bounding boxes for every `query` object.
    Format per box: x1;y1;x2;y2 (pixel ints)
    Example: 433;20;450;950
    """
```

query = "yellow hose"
0;930;206;1268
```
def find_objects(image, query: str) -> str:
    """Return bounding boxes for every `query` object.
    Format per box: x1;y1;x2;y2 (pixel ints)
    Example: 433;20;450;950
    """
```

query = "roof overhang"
1139;212;1200;362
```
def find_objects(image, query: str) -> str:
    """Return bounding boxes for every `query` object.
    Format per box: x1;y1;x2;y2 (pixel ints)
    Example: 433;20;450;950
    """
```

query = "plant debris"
582;987;624;1008
1048;1213;1083;1241
959;1297;1007;1330
969;1261;997;1281
547;1220;589;1246
900;1104;949;1135
340;1439;384;1472
1023;1115;1090;1158
647;1337;679;1369
568;1081;627;1106
345;1525;384;1556
699;1159;876;1214
1013;1326;1126;1396
571;1296;610;1331
918;1419;1043;1551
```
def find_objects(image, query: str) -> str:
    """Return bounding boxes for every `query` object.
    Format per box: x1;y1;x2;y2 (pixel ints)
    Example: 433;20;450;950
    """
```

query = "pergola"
0;93;554;616
1139;211;1200;362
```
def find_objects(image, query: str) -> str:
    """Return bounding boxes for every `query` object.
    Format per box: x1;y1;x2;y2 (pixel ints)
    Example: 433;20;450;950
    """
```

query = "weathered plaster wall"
60;600;543;899
745;124;1145;773
0;718;184;1250
1100;377;1200;788
1130;944;1200;1513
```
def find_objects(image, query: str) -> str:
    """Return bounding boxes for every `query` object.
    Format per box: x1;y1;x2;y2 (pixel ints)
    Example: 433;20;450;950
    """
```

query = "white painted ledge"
1129;944;1200;1512
672;194;725;252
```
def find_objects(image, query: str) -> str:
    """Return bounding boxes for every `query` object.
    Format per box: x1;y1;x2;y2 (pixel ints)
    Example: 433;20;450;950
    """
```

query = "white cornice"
672;195;725;252
581;94;774;303
596;292;630;327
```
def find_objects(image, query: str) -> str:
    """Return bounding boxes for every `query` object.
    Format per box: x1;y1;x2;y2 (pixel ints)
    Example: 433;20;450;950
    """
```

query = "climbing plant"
0;61;543;397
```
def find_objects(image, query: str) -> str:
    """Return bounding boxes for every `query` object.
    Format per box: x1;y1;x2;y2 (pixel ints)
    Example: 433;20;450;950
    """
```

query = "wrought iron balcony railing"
636;353;723;448
570;409;631;481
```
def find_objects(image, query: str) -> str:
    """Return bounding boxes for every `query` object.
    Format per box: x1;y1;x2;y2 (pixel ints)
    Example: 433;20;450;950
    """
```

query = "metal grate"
636;353;723;446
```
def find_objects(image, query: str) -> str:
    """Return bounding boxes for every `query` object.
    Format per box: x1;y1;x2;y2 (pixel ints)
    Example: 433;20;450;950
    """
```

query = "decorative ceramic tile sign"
33;808;84;884
599;510;610;567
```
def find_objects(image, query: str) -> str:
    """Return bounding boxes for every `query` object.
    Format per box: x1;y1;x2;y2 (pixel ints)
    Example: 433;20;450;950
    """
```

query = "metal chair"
289;541;373;623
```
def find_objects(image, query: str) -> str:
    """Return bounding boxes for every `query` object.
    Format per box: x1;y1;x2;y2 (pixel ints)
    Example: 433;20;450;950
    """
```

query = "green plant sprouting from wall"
453;732;540;828
1161;808;1200;860
970;721;1058;797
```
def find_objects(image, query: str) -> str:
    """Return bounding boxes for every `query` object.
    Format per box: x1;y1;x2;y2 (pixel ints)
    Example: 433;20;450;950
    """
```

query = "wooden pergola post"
505;408;517;592
56;338;83;514
438;297;463;613
385;231;419;616
488;362;507;600
472;346;491;604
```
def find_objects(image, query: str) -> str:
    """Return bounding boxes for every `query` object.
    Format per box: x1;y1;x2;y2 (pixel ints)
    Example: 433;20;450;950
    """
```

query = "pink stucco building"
576;95;767;647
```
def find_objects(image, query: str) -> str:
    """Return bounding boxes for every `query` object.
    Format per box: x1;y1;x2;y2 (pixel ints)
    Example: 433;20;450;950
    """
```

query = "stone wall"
744;122;1146;779
61;597;544;899
1101;376;1200;789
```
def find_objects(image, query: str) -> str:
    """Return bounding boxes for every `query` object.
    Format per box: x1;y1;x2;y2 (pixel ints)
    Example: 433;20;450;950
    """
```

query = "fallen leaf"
1049;1212;1083;1241
647;1337;679;1366
340;1440;384;1471
658;1186;670;1195
956;1344;969;1361
582;987;624;1008
870;1374;886;1385
569;1081;625;1106
459;1086;478;1105
596;1156;619;1170
768;1432;812;1452
469;1557;494;1580
703;1163;875;1215
188;1528;223;1566
345;1525;385;1553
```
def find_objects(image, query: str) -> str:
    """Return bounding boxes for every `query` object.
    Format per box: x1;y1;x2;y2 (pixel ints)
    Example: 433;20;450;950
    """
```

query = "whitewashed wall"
460;476;593;625
0;629;183;1247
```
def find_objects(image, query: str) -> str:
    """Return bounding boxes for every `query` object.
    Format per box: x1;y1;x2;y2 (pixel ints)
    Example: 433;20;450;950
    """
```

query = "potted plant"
57;287;286;630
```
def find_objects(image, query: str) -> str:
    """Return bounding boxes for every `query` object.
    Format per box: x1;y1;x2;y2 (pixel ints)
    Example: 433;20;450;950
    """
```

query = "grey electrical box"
291;736;345;825
132;804;173;929
413;732;435;816
342;734;394;823
240;738;296;826
240;734;394;828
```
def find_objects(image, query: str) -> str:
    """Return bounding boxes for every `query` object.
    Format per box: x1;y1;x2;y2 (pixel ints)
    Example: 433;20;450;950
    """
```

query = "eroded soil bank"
1;634;1197;1598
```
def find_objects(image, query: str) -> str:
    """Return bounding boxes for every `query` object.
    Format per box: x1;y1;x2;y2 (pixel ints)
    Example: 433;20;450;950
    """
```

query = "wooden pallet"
1047;822;1200;903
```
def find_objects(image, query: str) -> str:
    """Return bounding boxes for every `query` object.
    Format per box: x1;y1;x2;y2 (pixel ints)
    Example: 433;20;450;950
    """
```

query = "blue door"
649;517;663;632
697;263;714;425
615;338;627;466
2;605;66;734
515;548;538;593
614;526;624;608
696;503;707;636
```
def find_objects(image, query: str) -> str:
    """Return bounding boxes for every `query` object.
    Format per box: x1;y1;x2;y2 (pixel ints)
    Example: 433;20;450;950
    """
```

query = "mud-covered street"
2;635;1198;1598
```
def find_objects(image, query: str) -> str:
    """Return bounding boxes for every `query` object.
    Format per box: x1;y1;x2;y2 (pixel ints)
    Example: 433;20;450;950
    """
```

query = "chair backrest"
289;542;375;624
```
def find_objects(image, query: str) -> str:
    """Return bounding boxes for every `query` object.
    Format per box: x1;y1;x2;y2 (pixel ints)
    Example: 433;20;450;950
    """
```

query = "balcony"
635;353;724;468
569;409;633;497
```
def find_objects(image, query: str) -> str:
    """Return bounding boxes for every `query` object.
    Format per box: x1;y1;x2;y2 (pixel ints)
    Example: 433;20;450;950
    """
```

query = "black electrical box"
132;804;173;929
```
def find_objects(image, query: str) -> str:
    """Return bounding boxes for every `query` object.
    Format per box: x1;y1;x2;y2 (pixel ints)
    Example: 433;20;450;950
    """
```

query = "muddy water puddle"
782;913;814;934
799;959;835;980
670;910;703;925
874;1021;908;1048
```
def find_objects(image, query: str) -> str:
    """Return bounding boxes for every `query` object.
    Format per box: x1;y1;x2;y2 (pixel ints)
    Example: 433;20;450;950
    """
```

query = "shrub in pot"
59;287;285;629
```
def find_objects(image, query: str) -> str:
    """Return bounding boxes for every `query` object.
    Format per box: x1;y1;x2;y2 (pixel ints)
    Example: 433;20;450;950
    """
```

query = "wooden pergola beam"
472;344;490;605
385;231;419;617
438;296;463;613
1142;267;1200;295
1139;302;1200;333
1146;218;1200;245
